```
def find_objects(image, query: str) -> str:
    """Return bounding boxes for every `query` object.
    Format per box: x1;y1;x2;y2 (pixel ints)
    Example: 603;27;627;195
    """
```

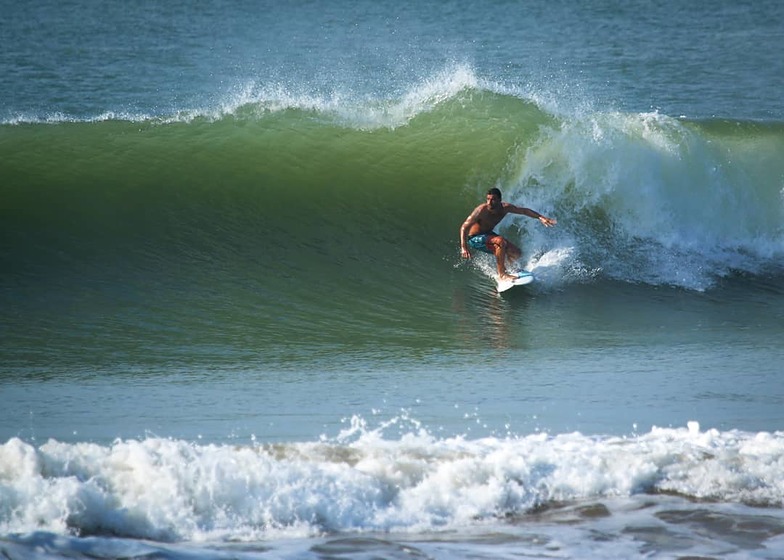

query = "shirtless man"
460;188;556;280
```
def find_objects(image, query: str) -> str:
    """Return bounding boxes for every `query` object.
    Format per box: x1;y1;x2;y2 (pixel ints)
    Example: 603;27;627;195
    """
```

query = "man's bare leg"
506;241;522;272
490;236;521;280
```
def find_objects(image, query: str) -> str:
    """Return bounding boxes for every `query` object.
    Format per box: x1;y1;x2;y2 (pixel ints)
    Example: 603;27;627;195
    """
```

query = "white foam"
508;109;784;290
2;421;783;542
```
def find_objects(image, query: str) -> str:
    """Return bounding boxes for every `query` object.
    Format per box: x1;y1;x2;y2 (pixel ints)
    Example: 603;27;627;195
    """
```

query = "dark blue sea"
2;1;784;558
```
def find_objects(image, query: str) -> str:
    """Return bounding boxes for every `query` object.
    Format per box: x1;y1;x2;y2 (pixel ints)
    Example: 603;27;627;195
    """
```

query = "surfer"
460;187;556;281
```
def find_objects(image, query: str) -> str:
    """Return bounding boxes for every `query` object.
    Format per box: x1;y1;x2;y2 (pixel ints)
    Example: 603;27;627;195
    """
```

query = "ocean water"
2;1;784;558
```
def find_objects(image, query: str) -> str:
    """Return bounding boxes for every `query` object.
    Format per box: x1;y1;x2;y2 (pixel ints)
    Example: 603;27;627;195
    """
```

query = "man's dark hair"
487;187;502;198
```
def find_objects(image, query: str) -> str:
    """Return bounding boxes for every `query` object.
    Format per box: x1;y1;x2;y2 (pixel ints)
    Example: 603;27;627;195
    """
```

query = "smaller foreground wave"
1;420;783;541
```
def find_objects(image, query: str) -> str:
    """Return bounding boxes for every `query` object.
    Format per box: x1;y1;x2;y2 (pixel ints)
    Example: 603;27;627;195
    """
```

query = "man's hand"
460;246;471;259
538;216;557;227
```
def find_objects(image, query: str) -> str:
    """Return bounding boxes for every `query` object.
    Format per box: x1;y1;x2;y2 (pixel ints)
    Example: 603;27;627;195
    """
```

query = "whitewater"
3;421;784;557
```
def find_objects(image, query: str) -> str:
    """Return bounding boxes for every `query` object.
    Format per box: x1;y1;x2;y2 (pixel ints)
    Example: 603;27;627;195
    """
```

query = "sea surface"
2;1;784;558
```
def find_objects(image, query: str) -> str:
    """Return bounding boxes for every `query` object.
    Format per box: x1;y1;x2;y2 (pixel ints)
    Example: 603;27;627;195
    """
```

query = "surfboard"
496;271;534;293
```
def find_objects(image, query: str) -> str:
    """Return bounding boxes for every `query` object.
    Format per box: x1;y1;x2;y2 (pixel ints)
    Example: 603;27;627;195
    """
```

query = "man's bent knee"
490;236;507;250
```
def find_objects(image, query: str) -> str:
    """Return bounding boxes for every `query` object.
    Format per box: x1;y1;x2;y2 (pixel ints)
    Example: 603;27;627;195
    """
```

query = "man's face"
485;193;502;211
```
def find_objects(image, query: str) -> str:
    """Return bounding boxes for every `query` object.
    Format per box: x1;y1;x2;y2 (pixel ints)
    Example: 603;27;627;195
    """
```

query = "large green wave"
1;90;551;282
2;89;784;365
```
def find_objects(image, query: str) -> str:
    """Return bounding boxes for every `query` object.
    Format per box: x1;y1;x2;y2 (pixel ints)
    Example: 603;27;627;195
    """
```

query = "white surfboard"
496;271;534;293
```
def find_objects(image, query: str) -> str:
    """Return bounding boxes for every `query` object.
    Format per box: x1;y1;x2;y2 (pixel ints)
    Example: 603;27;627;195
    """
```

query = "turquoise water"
2;1;784;558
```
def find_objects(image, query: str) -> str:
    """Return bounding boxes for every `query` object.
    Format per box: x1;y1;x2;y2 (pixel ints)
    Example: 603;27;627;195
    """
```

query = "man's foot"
499;273;519;282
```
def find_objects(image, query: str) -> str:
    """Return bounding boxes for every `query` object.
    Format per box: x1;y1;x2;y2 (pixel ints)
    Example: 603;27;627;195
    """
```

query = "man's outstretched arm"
509;205;557;227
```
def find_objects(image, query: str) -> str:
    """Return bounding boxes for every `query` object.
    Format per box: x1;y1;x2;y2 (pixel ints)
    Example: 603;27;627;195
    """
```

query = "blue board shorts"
467;232;497;254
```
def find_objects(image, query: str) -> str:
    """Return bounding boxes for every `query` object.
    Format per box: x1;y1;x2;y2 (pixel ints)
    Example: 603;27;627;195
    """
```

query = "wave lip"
1;64;487;128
